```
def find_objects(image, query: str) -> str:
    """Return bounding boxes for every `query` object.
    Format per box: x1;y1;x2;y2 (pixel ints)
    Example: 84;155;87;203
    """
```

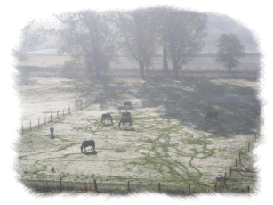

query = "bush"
60;61;83;79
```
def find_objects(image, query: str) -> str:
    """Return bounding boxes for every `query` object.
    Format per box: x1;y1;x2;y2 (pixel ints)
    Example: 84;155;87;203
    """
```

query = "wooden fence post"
59;177;62;192
127;181;130;192
189;184;191;194
224;172;227;185
248;143;250;152
230;166;232;177
94;179;98;193
239;152;241;163
158;183;161;192
236;160;237;171
247;186;250;193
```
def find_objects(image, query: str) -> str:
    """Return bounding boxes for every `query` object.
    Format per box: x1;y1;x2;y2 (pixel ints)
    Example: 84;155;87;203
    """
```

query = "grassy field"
16;69;260;193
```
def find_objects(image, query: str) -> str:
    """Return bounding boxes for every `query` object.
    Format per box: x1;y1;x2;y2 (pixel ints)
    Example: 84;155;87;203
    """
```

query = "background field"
16;53;261;71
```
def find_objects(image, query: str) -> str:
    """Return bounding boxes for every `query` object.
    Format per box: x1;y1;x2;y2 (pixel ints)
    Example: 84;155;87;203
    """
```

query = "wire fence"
212;127;260;193
229;128;260;177
20;94;108;134
21;178;252;194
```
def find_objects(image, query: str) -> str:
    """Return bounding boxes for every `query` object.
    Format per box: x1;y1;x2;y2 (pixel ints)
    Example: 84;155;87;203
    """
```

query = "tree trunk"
86;60;93;79
146;64;152;78
228;61;232;73
94;58;101;79
163;45;169;74
172;61;180;79
139;61;145;79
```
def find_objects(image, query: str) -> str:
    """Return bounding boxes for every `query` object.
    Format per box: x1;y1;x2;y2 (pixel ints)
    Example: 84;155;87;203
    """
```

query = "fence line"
21;178;251;194
24;65;260;82
215;128;260;193
20;94;108;134
20;90;125;134
21;105;71;134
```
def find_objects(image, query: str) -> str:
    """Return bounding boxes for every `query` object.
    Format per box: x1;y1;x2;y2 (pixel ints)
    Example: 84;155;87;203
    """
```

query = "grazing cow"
122;112;131;119
124;101;132;110
205;111;219;121
101;113;113;125
215;175;223;182
118;118;133;129
118;106;127;113
81;140;95;153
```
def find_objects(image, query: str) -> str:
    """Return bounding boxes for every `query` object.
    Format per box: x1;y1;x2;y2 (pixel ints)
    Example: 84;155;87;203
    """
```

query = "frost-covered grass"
16;71;260;189
17;77;77;126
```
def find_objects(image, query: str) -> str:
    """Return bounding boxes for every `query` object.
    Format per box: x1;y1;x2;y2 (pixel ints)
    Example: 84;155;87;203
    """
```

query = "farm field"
16;69;260;192
18;77;77;126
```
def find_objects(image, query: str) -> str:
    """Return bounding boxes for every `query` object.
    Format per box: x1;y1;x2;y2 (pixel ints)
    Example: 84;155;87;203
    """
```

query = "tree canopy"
116;8;159;79
216;33;245;72
164;9;207;78
57;10;117;79
115;7;207;79
14;8;209;80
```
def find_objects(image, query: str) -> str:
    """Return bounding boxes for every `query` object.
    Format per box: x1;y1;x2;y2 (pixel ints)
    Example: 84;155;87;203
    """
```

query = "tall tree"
116;8;159;79
149;6;171;74
57;10;117;79
216;33;245;72
164;10;207;78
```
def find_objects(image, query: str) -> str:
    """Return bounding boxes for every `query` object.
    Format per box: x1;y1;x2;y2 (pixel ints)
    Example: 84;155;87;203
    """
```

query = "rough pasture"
16;71;260;188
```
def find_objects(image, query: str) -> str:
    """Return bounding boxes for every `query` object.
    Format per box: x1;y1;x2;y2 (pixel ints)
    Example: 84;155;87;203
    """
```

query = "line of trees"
13;7;246;81
55;7;208;80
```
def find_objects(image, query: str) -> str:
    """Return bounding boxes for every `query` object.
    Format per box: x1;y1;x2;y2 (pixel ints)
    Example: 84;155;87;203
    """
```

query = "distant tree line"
13;7;246;81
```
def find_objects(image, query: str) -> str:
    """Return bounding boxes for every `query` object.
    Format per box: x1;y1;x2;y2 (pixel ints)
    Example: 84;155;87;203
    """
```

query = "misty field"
16;69;260;191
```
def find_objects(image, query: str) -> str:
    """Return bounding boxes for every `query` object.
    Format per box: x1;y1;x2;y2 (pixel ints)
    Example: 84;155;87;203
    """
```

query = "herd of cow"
100;101;133;129
82;101;134;153
49;101;219;154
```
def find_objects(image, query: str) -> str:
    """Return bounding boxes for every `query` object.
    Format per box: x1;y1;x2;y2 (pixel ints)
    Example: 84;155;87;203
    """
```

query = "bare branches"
163;10;207;77
57;10;117;79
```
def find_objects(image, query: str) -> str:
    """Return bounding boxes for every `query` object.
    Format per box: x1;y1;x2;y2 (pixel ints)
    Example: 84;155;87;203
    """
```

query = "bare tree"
57;10;117;80
164;10;207;78
149;6;171;74
116;9;159;79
